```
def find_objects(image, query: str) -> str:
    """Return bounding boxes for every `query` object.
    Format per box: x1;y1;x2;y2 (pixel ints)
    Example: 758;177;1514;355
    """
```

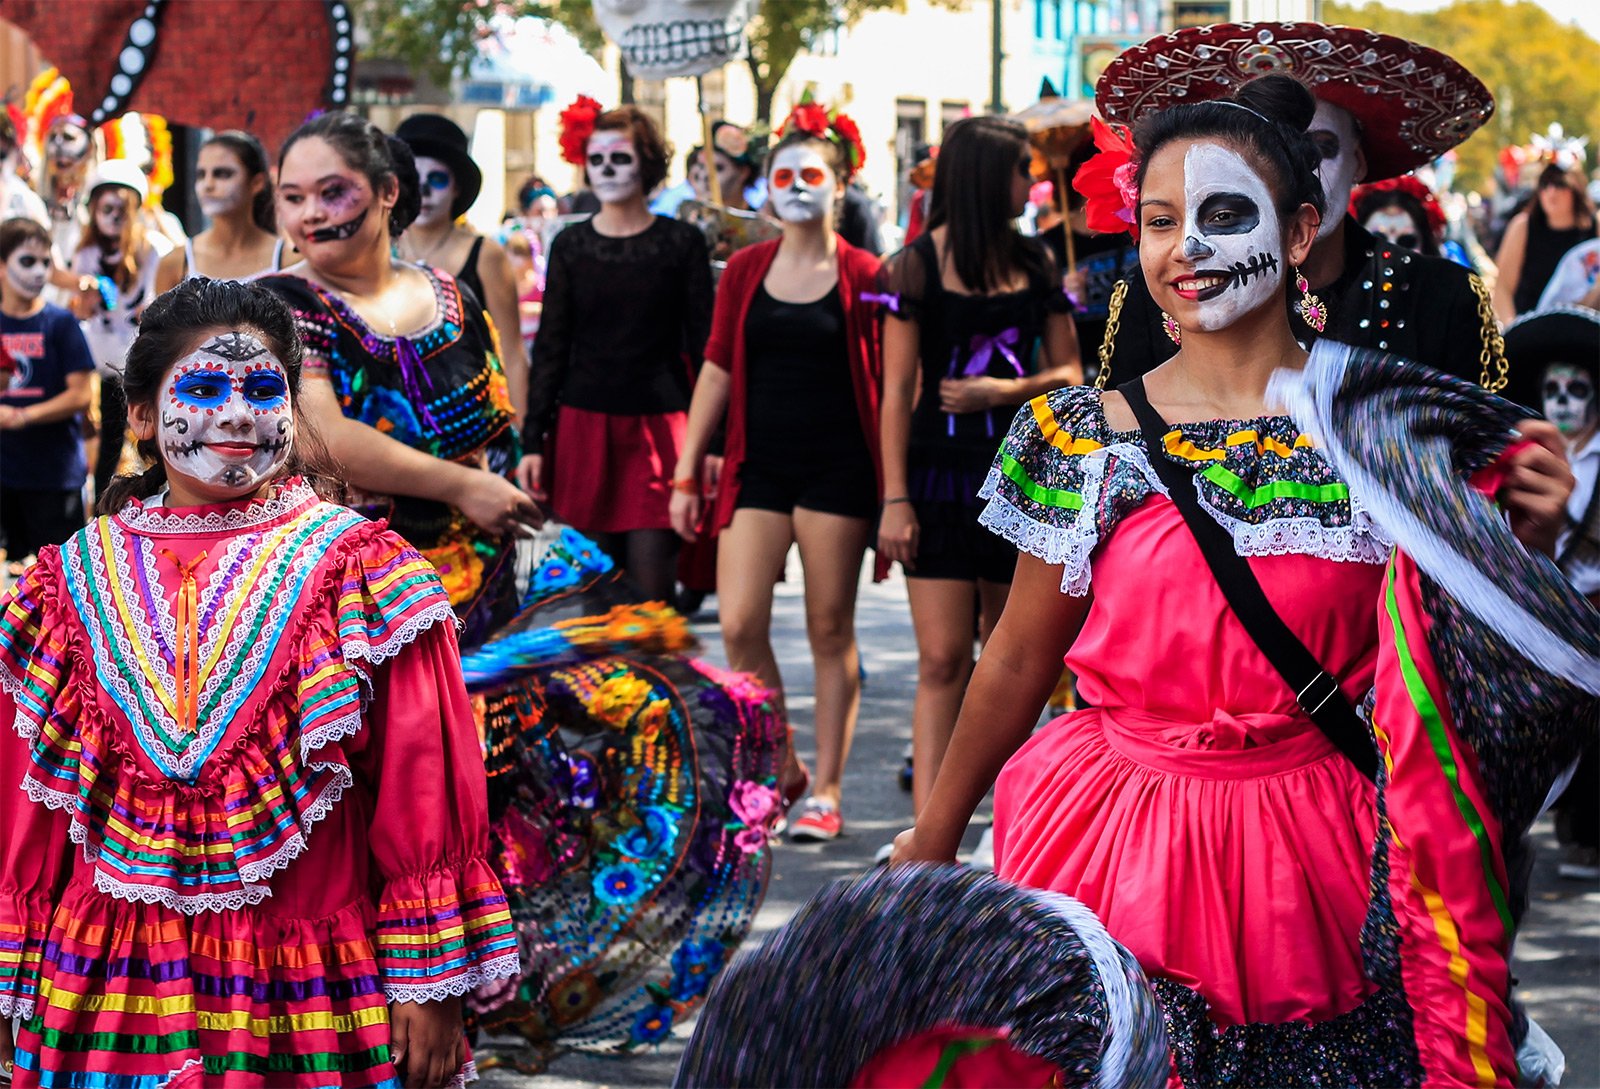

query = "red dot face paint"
156;331;295;499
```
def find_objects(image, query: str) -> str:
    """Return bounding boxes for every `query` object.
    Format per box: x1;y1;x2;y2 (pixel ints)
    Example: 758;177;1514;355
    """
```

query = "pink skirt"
549;405;685;533
993;706;1378;1027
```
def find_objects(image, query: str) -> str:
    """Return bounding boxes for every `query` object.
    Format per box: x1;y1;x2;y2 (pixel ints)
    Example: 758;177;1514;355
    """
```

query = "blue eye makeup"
171;369;231;409
242;371;289;409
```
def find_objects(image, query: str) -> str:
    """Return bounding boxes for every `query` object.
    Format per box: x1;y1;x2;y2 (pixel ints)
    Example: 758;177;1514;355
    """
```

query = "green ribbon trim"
1198;463;1350;509
921;1036;1003;1089
998;453;1085;511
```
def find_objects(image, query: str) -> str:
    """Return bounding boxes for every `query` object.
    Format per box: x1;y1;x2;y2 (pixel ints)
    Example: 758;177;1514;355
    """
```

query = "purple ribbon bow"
393;334;441;432
947;327;1024;437
859;290;901;314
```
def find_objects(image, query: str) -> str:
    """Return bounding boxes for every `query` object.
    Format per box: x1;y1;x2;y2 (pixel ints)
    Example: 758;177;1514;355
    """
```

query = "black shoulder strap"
1116;376;1379;782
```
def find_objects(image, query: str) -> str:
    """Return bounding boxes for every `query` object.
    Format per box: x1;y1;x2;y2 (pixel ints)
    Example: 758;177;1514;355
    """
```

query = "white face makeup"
1309;100;1363;243
587;132;642;204
1543;362;1596;436
1171;143;1284;332
158;332;294;498
194;145;253;220
94;188;133;241
767;145;835;224
47;122;91;172
413;154;457;228
1363;207;1423;250
5;240;50;301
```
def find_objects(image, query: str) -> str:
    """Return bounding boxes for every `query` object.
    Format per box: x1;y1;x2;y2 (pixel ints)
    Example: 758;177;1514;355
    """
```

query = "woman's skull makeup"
47;120;91;172
412;155;457;227
1363;206;1422;251
1173;142;1283;332
587;132;641;204
158;331;294;497
194;145;251;220
5;240;50;301
94;188;133;240
768;145;834;224
1543;362;1596;436
1309;101;1363;243
689;149;745;204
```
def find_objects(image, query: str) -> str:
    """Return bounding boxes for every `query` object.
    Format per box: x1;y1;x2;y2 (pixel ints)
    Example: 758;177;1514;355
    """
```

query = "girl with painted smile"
0;278;519;1088
892;75;1579;1085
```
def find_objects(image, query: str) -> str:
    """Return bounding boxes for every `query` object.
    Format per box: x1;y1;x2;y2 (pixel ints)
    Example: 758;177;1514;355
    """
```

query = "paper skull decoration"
592;0;759;80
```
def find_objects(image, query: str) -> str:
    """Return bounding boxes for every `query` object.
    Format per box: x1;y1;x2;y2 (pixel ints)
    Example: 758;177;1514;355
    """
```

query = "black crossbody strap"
1117;377;1378;783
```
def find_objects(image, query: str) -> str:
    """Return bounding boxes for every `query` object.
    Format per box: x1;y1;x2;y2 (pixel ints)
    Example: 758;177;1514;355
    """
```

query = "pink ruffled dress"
0;480;520;1088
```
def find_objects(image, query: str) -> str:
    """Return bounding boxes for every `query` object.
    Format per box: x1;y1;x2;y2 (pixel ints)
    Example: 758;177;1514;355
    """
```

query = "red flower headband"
558;95;605;167
1072;117;1140;240
1348;175;1446;238
777;100;866;179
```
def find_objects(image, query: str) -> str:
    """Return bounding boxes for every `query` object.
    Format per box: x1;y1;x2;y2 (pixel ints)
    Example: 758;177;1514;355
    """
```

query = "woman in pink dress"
0;279;519;1087
891;76;1577;1084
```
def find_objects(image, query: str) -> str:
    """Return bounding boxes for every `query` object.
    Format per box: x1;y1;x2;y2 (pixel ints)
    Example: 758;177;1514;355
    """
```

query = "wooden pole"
1056;167;1076;274
697;75;724;208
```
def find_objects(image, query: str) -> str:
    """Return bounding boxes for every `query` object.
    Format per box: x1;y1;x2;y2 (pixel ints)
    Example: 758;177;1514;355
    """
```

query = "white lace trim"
2;675;42;743
116;481;320;536
234;763;352;887
0;993;35;1020
342;599;461;675
299;708;366;758
158;1058;206;1088
383;951;523;1004
91;867;274;913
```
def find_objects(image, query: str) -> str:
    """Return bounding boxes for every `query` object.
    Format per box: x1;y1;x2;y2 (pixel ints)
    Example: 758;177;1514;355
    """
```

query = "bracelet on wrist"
669;477;700;496
882;496;912;506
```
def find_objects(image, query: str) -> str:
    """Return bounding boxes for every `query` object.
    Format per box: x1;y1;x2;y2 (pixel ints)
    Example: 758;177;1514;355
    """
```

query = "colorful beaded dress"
258;268;519;647
0;479;521;1088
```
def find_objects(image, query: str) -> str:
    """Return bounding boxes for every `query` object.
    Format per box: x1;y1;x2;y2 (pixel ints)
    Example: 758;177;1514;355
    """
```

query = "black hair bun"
385;134;422;236
1233;73;1317;135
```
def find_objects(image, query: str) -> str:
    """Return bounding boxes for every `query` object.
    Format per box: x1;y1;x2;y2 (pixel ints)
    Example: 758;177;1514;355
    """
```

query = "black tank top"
456;236;486;310
743;284;865;464
1514;216;1592;315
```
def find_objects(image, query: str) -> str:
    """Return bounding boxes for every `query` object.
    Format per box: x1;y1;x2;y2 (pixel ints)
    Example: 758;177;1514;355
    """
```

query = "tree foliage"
743;0;905;125
355;0;603;89
1325;0;1600;191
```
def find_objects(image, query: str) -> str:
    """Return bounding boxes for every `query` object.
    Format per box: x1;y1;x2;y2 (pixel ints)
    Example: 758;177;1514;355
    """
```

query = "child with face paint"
0;278;519;1089
261;111;539;647
155;131;284;296
517;103;713;602
0;218;94;567
876;115;1083;819
671;111;884;842
892;77;1579;1086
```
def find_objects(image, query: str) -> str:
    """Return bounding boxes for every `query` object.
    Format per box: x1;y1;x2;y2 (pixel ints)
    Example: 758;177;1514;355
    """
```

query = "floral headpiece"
1072;117;1140;240
776;97;866;179
1349;175;1446;237
558;95;605;167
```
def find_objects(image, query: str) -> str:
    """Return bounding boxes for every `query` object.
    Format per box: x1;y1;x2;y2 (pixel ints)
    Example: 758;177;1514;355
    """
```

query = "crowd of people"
0;16;1595;1089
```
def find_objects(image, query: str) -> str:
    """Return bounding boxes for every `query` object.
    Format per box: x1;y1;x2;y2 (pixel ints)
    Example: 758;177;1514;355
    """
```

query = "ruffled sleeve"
874;237;934;323
0;558;76;1018
354;618;520;1003
977;385;1151;595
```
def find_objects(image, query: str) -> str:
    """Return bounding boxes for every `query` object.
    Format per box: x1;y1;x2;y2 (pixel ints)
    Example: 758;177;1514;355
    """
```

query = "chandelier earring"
1294;268;1328;333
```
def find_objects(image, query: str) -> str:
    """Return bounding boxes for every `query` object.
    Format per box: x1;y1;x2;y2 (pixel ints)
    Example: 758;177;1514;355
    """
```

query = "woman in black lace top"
517;104;713;599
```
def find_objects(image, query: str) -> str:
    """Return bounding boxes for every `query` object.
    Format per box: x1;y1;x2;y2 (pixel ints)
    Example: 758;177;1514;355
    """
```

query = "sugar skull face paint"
304;175;370;242
1363;206;1422;251
1543;362;1596;436
276;139;377;250
158;331;294;497
1309;100;1363;244
5;239;50;301
768;145;835;224
194;143;255;220
413;155;457;228
586;131;641;204
93;188;134;241
1170;142;1284;332
47;120;91;172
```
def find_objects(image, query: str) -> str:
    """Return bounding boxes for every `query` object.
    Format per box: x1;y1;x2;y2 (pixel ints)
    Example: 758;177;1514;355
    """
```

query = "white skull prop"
592;0;759;80
1176;142;1285;332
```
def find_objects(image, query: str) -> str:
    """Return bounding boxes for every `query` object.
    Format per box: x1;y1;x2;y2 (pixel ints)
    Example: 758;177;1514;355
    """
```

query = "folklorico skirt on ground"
458;530;786;1067
548;407;685;534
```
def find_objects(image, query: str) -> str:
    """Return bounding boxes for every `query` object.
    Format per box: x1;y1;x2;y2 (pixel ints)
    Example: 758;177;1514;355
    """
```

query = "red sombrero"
1096;23;1494;181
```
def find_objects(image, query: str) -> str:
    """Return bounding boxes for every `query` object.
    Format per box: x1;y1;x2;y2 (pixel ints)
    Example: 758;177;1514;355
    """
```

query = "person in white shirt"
1536;237;1600;311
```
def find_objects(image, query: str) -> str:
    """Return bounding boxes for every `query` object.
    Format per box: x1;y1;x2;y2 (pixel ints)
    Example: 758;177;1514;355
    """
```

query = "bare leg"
792;508;872;810
906;577;978;817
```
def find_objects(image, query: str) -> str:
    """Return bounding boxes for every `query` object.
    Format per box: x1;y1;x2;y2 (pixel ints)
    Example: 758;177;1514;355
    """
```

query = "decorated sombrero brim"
1500;305;1600;414
673;866;1170;1088
1096;23;1494;181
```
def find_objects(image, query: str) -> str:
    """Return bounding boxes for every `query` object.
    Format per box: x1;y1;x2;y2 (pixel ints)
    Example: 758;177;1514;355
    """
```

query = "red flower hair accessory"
777;99;867;179
1349;175;1446;238
558;95;605;167
1072;116;1140;240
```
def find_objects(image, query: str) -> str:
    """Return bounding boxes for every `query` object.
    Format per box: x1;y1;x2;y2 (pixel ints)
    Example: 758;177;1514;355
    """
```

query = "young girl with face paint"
891;78;1579;1085
670;116;884;841
155;131;284;295
876;115;1084;819
260;111;539;647
0;218;95;568
516;104;713;602
0;278;519;1089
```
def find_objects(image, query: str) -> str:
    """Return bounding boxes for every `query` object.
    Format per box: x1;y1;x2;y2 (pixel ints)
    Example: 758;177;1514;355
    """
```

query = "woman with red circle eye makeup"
671;106;884;842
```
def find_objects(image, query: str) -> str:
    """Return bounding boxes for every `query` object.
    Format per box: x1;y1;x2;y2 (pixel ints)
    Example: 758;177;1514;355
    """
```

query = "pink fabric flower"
729;781;780;829
734;826;768;853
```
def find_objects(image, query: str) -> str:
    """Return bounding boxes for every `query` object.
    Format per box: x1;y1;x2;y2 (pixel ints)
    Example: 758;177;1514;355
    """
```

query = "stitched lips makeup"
308;206;367;242
157;331;294;495
1171;143;1284;331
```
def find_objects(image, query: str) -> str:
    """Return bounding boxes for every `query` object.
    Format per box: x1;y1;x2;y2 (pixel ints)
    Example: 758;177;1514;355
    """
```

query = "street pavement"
481;554;1600;1088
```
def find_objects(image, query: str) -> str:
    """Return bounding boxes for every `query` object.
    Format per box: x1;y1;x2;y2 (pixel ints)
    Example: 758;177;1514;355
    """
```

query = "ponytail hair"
203;130;276;233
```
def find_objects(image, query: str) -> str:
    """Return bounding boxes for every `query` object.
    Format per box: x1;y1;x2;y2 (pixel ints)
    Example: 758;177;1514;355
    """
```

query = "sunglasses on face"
1546;378;1594;400
772;166;827;188
422;169;451;191
1394;233;1420;249
588;150;636;168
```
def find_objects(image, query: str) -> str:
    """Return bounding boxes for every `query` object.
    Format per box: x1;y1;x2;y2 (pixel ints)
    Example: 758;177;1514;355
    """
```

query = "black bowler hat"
1501;306;1600;417
395;113;483;220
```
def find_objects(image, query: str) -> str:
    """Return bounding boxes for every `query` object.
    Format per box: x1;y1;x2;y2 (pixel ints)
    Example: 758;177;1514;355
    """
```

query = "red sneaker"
788;799;843;842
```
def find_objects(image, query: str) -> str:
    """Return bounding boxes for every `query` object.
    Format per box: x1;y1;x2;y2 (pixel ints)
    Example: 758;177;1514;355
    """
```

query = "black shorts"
735;450;878;521
1;487;87;560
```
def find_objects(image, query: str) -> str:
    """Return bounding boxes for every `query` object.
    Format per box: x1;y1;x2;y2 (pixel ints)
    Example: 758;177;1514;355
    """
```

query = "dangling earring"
1294;268;1328;333
1161;312;1182;346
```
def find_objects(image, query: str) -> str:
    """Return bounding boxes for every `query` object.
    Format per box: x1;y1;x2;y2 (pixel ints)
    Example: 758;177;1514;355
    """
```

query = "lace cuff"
376;858;521;1003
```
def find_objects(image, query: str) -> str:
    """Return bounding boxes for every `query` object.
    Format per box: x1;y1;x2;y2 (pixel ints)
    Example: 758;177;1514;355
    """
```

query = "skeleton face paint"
587;132;642;204
277;140;377;250
93;188;133;241
194;144;252;220
412;155;457;228
157;332;294;498
1171;143;1283;332
46;121;91;172
1543;362;1596;436
1309;101;1363;243
5;240;50;301
767;145;835;224
1363;207;1423;251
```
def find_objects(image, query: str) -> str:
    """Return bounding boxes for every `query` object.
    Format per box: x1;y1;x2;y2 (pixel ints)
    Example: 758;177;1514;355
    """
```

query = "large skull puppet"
592;0;759;80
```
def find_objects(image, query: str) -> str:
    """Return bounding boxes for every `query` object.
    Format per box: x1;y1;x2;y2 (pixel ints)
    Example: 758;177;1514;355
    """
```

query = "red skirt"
549;405;685;533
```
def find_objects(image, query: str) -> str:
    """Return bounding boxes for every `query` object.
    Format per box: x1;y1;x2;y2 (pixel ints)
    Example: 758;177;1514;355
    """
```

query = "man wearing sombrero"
1092;22;1504;389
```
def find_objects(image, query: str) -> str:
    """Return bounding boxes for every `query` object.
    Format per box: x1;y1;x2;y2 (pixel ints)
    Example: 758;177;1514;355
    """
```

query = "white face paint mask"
413;155;457;228
194;146;252;220
158;332;295;498
1173;143;1283;332
587;132;642;204
1309;101;1363;243
1363;207;1423;250
1543;362;1596;436
94;189;133;242
767;145;835;224
5;242;49;301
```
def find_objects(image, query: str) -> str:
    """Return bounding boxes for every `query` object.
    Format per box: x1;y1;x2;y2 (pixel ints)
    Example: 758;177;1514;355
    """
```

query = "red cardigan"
703;236;889;578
